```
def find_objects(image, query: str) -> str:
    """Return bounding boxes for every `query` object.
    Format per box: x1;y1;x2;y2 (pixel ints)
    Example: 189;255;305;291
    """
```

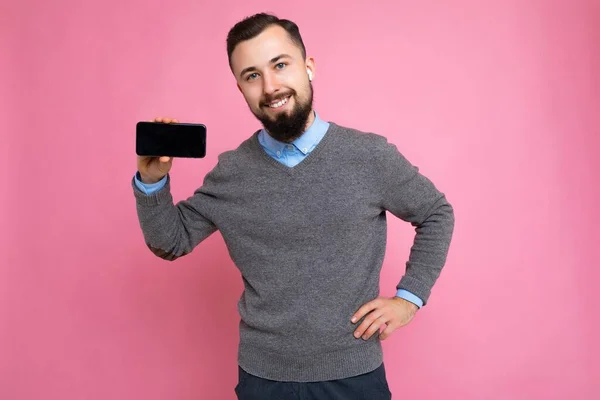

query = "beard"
252;83;314;143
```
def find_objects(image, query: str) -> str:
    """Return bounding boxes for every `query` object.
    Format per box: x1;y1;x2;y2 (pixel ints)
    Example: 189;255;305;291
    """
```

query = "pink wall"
3;0;599;398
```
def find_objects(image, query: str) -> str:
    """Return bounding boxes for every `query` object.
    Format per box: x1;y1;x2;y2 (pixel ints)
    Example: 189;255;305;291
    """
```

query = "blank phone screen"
136;122;206;158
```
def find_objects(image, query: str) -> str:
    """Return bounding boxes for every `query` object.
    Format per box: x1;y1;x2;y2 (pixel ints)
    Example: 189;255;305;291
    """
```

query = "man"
132;12;455;400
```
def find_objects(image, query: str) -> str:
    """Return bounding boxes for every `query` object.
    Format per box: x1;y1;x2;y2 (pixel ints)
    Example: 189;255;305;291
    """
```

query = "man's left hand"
351;296;418;341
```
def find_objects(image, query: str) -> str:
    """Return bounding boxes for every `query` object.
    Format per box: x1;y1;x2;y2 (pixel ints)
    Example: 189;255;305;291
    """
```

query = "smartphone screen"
136;122;206;158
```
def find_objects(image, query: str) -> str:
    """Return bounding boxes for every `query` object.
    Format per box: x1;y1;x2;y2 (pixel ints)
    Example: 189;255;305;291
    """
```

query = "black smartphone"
136;121;206;158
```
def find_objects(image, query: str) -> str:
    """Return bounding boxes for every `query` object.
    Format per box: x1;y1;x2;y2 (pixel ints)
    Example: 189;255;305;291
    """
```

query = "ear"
305;56;316;81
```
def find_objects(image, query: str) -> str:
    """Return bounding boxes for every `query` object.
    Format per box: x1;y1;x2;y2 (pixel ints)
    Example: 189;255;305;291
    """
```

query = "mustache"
261;90;295;106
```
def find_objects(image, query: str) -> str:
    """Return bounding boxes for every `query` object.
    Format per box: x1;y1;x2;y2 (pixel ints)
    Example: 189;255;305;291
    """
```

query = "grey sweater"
132;122;455;382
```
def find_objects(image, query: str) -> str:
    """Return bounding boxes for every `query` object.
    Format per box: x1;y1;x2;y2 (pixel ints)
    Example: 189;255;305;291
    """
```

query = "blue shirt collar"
258;111;329;155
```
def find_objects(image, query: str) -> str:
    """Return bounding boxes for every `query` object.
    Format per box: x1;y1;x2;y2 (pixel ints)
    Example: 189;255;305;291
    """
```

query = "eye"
275;62;286;69
246;73;259;81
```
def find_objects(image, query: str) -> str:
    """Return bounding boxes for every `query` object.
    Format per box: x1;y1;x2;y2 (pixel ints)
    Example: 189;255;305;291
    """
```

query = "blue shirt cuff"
134;172;167;195
395;289;423;308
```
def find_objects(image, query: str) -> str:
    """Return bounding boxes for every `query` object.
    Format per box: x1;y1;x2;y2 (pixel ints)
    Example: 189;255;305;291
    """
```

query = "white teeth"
269;97;289;108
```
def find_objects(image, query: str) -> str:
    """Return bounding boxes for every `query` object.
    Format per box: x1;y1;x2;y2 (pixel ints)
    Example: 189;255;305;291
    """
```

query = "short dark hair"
226;13;307;71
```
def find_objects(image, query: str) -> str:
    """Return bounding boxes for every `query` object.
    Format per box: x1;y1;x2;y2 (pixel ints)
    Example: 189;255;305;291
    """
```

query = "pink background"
2;0;599;399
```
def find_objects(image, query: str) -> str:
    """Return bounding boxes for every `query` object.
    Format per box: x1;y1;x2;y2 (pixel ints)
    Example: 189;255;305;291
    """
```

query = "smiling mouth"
265;96;291;109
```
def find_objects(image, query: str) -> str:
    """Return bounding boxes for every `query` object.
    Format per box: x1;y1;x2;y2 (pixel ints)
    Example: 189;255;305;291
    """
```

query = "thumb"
159;156;171;163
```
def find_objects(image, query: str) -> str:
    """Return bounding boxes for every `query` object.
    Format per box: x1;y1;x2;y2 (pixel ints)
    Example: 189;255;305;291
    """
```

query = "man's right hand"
137;117;178;184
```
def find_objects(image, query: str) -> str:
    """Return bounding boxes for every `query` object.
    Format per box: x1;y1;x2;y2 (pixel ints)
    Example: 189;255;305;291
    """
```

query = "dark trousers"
234;363;392;400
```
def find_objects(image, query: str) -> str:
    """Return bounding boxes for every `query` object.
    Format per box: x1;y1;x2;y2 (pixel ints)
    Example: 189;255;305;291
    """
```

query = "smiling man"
232;23;316;145
132;12;455;400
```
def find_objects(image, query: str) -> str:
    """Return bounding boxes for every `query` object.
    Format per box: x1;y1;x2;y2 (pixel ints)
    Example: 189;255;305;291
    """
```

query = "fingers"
351;298;380;324
351;299;380;340
353;311;387;340
151;117;179;124
350;297;415;341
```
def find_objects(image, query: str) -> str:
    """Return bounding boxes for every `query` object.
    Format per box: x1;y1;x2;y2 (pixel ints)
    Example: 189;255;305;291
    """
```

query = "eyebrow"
239;54;293;78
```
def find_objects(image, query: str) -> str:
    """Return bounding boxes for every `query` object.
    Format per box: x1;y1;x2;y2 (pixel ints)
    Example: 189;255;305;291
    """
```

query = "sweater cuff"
134;171;168;194
131;174;173;206
397;275;433;306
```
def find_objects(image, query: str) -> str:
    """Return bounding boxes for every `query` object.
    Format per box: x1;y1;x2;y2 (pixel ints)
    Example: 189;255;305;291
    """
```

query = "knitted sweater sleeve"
373;136;455;305
131;163;224;261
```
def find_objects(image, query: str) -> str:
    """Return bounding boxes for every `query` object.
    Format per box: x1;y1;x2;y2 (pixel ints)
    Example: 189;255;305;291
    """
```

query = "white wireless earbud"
307;69;313;81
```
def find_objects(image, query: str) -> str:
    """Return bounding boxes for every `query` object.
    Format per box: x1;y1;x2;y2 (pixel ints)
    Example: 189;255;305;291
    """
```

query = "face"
231;25;316;143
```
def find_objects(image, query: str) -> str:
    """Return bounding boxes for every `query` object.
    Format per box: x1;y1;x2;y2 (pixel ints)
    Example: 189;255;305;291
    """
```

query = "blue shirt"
134;111;423;308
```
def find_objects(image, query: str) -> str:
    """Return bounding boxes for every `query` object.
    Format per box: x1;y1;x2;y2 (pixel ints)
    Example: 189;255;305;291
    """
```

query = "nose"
262;70;281;96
